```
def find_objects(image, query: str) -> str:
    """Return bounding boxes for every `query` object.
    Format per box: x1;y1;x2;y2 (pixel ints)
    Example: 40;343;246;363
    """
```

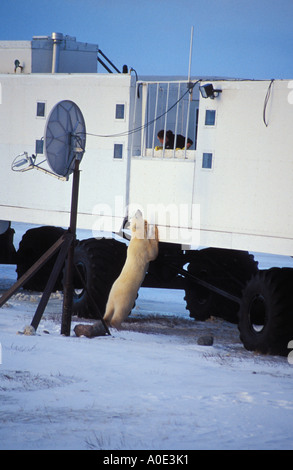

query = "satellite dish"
44;100;86;178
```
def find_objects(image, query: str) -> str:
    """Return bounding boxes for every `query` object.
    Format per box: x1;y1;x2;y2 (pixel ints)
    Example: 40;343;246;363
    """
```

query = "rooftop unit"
0;33;99;74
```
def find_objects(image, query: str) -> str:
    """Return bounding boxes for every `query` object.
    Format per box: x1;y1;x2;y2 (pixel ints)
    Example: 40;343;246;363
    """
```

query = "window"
114;143;123;159
35;139;44;154
202;152;213;169
205;110;216;126
36;102;46;117
115;104;125;120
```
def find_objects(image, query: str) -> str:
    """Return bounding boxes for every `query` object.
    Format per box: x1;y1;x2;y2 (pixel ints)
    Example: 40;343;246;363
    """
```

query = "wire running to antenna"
263;79;275;127
79;80;200;140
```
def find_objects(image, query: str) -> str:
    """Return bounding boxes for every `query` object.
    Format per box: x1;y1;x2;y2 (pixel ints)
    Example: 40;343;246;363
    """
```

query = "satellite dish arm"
11;152;68;180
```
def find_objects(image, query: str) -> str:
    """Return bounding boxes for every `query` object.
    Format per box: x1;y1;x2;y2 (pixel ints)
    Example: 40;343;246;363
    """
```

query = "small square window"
205;110;216;126
115;104;125;119
36;102;46;117
202;152;213;169
114;143;123;159
35;139;44;154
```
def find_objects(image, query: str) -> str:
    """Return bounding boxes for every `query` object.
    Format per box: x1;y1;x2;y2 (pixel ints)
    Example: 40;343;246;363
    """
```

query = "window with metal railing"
130;80;199;159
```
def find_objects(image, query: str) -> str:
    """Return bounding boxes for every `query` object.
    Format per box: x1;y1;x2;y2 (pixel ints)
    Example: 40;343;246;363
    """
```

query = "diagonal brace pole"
0;233;67;308
30;232;74;331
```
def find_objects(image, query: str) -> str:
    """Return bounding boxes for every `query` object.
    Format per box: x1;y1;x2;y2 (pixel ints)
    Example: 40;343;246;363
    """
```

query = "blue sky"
1;0;293;79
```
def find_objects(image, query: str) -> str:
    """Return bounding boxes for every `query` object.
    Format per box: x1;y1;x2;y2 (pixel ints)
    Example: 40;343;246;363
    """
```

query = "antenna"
11;100;86;181
188;26;194;84
45;100;86;177
186;26;195;106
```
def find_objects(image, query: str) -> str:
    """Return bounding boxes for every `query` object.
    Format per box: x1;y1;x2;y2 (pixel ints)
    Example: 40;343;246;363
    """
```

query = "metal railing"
130;80;199;160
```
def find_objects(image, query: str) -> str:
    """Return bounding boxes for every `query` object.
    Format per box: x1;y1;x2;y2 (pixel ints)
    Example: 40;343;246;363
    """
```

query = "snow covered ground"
1;224;293;450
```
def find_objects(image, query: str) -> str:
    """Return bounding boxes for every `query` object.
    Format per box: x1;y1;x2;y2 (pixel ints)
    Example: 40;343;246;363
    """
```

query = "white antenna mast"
188;26;194;84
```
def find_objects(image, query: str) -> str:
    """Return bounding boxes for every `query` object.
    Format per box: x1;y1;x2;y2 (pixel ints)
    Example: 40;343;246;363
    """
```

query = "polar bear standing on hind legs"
74;210;159;337
104;210;159;329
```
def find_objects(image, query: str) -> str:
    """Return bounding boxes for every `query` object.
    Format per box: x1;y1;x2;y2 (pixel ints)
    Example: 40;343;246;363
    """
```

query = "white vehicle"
0;33;292;354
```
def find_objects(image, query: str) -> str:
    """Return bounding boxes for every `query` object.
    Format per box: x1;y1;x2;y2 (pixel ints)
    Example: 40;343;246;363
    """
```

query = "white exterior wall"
0;73;292;257
194;80;293;256
128;80;293;256
129;157;197;244
0;73;135;234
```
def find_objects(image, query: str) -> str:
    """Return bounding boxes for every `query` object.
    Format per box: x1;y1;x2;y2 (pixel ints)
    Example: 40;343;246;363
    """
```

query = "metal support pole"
61;158;80;336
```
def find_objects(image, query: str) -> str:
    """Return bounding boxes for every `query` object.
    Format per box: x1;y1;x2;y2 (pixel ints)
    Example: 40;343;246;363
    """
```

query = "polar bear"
74;211;159;337
103;210;159;329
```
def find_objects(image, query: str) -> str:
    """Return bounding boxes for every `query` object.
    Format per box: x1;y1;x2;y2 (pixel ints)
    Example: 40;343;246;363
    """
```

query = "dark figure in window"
157;130;193;149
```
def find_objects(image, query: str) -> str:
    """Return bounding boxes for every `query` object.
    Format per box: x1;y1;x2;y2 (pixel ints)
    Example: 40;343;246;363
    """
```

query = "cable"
78;80;200;140
263;79;274;127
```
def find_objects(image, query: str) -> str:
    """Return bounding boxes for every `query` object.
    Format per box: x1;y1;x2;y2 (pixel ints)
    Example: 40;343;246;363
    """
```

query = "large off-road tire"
238;268;293;356
0;223;16;264
69;237;127;319
16;226;66;291
184;248;258;323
